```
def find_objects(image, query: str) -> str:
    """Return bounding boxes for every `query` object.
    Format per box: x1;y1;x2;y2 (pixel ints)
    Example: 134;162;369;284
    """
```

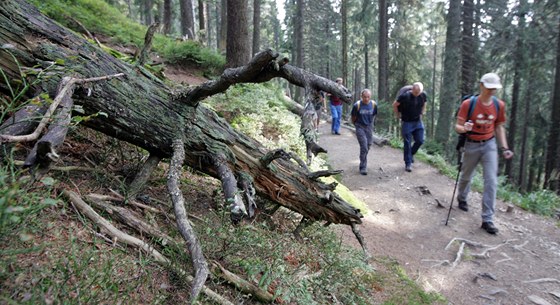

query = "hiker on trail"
327;77;344;135
313;91;326;132
454;72;514;235
351;89;377;175
392;82;427;172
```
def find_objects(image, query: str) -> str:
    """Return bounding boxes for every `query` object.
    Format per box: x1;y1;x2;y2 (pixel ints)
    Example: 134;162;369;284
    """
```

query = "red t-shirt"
457;97;506;141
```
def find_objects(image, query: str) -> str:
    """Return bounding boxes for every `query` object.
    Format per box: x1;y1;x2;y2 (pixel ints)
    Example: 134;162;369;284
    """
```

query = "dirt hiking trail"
318;122;560;305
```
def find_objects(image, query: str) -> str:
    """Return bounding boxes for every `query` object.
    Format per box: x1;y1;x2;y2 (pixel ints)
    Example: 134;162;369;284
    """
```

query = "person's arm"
495;123;514;159
392;100;400;119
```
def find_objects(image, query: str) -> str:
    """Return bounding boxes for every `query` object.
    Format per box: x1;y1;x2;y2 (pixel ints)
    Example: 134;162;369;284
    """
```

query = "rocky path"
319;122;560;305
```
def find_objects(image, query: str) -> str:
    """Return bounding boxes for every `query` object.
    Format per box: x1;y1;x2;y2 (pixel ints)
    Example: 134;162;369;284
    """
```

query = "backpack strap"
466;96;500;121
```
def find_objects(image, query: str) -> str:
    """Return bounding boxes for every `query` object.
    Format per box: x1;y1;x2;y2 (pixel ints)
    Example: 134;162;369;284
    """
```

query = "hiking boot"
405;164;412;172
360;169;367;175
481;222;499;234
458;200;469;212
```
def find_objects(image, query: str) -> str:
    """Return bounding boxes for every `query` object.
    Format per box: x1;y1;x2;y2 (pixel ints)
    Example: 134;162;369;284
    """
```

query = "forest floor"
319;121;560;305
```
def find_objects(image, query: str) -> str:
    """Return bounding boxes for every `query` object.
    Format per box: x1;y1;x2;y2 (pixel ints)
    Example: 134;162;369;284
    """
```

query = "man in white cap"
454;72;514;234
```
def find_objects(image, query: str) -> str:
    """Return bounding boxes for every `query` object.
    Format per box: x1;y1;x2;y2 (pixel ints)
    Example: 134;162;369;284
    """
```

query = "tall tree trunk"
545;17;560;192
163;0;172;34
341;0;349;116
377;0;388;103
294;0;304;103
364;42;369;90
505;0;527;182
198;0;206;43
434;0;461;146
226;0;250;67
517;74;533;190
144;0;154;25
180;0;196;39
461;0;475;96
218;0;227;51
431;34;437;138
252;0;261;56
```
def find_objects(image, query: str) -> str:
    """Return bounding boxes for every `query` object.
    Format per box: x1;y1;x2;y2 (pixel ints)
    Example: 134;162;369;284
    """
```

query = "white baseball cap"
480;73;502;89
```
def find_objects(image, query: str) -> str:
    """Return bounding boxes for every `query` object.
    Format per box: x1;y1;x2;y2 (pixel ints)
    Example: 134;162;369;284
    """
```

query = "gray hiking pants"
457;138;498;222
355;123;373;171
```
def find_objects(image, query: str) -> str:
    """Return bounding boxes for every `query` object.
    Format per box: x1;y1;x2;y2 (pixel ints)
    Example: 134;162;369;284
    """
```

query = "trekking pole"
445;148;464;226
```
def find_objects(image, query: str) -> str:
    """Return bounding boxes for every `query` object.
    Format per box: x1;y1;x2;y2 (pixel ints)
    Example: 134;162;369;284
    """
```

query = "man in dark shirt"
392;82;427;172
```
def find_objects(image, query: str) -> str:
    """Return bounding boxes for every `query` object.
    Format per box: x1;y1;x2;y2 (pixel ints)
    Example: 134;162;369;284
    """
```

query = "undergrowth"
29;0;224;74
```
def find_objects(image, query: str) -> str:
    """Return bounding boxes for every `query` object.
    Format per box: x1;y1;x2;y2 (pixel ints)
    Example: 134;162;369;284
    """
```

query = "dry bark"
0;0;363;227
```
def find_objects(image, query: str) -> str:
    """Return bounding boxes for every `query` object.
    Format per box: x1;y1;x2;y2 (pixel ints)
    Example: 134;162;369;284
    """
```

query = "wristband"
500;147;510;152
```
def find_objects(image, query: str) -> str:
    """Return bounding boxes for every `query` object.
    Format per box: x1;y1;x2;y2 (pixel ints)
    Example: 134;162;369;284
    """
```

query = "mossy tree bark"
0;0;361;225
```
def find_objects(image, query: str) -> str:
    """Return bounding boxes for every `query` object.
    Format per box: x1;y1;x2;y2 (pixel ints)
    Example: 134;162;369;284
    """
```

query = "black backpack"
455;95;500;151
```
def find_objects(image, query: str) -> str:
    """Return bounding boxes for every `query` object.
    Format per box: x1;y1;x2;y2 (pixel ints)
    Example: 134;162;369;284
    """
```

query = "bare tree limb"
260;148;291;167
174;49;353;107
308;170;343;180
167;138;209;304
211;261;275;303
1;73;124;144
64;189;233;305
351;223;373;263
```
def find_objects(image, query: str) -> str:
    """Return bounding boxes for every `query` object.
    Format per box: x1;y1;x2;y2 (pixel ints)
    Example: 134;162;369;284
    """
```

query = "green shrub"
28;0;224;74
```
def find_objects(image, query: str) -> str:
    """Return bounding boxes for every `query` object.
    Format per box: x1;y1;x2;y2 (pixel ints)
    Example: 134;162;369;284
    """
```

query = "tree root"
167;138;209;304
427;237;519;268
63;189;233;305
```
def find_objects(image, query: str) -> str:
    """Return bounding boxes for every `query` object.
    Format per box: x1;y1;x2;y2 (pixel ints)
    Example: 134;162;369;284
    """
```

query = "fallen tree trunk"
0;0;362;225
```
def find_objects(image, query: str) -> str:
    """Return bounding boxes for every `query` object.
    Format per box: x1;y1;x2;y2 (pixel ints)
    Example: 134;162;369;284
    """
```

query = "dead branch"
65;189;167;262
308;170;343;180
12;160;96;172
1;73;124;143
105;190;162;213
127;154;162;200
167;138;209;304
211;261;274;303
174;49;352;107
288;151;309;171
444;237;491;250
138;22;159;66
86;194;177;247
260;148;291;167
351;223;373;263
64;189;233;305
67;15;95;41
